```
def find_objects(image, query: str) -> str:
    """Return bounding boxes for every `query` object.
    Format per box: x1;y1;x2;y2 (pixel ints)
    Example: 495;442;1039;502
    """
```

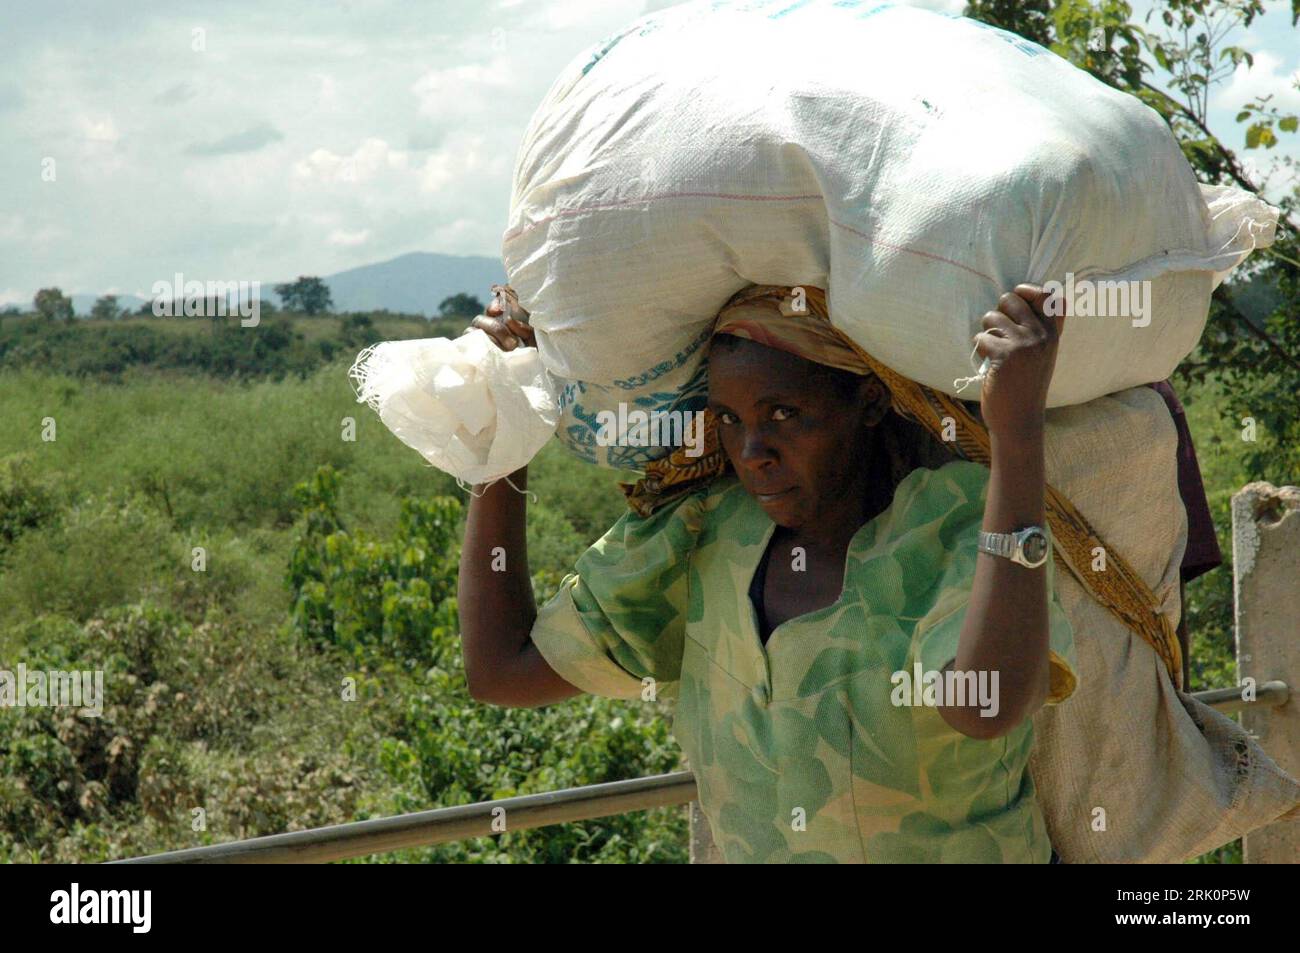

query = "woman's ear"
863;400;890;428
859;374;891;428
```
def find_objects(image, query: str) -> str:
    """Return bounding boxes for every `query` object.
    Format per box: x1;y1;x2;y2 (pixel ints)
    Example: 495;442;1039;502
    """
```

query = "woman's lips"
755;486;795;503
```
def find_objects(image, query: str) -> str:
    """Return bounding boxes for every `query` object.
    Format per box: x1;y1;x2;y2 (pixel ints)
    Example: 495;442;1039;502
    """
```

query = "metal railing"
114;681;1289;864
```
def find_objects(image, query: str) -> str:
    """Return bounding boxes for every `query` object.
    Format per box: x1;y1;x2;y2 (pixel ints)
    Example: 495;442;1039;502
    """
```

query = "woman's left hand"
974;284;1065;443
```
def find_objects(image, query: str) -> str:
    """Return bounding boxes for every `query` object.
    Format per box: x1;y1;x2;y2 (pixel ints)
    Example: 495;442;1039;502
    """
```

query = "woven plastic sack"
505;0;1279;470
1035;386;1300;862
348;329;560;485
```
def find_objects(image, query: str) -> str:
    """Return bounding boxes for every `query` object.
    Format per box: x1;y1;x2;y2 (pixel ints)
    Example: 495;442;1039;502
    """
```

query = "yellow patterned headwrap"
710;282;893;428
710;284;879;377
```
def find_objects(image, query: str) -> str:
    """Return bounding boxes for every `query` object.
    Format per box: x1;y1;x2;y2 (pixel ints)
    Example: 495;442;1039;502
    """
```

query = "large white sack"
504;0;1279;471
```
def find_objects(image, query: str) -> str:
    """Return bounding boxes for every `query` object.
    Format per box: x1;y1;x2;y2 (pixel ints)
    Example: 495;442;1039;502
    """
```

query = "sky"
1;0;1296;307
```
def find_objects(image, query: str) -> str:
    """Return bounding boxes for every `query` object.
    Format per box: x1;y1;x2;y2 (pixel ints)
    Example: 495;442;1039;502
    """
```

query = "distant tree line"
7;279;488;324
0;306;473;383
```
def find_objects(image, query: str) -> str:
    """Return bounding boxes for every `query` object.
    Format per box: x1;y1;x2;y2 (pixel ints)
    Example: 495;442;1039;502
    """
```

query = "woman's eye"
717;411;737;425
771;406;798;421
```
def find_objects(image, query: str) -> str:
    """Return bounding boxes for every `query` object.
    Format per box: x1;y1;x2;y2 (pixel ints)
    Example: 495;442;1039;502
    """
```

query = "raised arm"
456;296;583;708
938;284;1065;740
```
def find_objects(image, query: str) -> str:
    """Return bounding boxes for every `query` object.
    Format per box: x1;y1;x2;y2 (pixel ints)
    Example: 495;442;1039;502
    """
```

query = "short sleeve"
529;486;707;700
915;500;1078;707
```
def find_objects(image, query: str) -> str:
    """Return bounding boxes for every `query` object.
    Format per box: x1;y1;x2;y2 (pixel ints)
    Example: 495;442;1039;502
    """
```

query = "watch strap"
979;526;1049;568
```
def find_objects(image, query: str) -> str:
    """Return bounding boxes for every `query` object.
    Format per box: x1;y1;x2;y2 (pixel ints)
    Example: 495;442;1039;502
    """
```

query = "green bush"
0;603;383;862
286;464;462;667
0;313;340;382
0;451;63;560
372;672;686;863
0;492;181;628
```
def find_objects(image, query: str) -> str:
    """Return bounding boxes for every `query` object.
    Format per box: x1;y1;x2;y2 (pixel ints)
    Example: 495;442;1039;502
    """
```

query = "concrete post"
688;801;724;864
1232;482;1300;864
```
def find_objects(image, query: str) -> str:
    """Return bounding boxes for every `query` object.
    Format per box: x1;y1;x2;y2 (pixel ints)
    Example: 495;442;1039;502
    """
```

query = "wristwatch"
978;526;1050;569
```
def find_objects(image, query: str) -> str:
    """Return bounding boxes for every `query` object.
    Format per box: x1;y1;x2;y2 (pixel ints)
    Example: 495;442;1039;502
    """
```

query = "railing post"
1232;482;1300;864
689;802;724;864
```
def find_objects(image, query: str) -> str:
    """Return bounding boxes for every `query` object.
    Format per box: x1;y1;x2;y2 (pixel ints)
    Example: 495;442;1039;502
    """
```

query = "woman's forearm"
942;427;1051;739
458;467;538;692
457;466;584;707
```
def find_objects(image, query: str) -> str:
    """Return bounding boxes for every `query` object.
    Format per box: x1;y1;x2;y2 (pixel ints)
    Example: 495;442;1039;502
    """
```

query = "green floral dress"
529;460;1078;863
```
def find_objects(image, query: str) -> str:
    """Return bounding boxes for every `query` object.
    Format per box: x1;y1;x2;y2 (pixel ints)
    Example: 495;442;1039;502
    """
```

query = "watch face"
1022;531;1049;565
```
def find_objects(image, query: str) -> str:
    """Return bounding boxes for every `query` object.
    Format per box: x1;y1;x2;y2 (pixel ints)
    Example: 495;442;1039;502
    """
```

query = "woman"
458;283;1076;863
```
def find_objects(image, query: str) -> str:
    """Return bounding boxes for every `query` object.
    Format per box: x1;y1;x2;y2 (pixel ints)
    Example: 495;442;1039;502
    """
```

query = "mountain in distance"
291;251;506;316
67;251;506;318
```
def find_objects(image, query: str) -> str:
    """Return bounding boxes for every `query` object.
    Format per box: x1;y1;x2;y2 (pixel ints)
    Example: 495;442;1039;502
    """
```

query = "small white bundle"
348;329;560;485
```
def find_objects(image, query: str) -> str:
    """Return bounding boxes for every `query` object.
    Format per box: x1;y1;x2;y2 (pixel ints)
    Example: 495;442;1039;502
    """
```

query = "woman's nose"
739;428;778;469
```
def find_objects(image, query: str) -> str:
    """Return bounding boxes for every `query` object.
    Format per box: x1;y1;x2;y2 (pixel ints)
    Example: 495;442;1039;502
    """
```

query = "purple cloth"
1145;380;1223;584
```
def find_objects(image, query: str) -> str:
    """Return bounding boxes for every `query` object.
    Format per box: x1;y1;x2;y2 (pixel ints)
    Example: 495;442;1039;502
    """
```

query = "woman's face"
706;337;883;530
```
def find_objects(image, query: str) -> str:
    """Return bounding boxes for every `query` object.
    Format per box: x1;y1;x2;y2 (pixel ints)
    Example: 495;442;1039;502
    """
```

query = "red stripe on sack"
502;194;999;288
829;217;1001;287
503;192;823;243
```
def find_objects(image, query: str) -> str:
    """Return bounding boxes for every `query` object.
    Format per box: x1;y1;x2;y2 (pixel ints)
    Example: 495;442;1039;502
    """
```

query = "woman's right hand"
471;285;536;351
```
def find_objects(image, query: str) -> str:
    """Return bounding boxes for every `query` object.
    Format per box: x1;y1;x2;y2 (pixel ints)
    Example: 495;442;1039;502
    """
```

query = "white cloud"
430;216;487;248
293;138;411;184
82;115;120;142
411;63;514;120
418;133;508;193
312;72;339;109
1212;50;1300;113
547;0;633;31
29;224;66;246
328;228;371;246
